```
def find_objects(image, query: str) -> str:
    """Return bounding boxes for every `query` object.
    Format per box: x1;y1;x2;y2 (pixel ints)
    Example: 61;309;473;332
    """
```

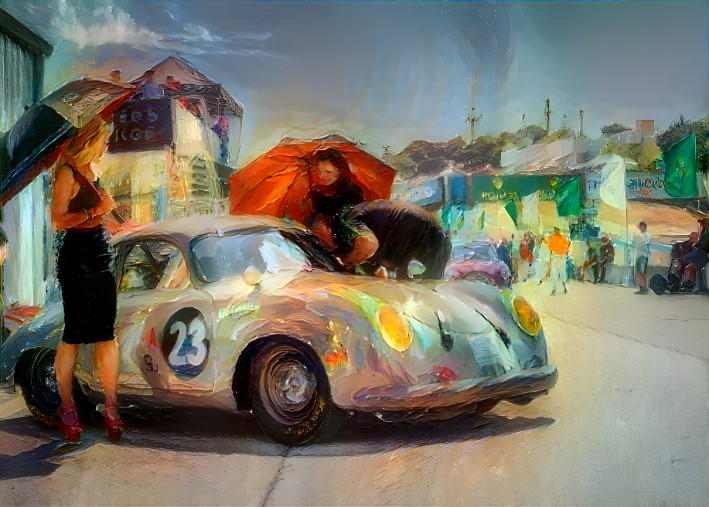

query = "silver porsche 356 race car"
1;215;557;444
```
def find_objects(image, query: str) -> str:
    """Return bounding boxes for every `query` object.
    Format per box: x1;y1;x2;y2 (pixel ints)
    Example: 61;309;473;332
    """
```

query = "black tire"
15;347;95;427
250;340;332;445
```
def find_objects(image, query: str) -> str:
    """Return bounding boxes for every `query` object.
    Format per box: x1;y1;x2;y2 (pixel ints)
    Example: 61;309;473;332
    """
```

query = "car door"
115;238;218;396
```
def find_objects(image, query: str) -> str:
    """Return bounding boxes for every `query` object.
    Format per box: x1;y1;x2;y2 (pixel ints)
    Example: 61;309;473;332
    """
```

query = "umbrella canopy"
228;135;396;223
1;77;135;205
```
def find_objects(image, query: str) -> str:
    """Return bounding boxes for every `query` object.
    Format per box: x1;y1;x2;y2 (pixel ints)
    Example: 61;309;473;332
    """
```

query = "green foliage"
656;115;708;174
600;142;661;171
543;128;574;143
601;122;631;136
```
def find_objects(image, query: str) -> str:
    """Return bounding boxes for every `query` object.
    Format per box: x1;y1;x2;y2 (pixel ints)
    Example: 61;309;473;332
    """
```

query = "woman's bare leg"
95;340;119;413
55;341;79;409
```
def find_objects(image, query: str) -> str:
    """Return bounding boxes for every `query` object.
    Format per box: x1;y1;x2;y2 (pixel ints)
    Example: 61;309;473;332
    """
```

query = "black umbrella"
1;77;135;205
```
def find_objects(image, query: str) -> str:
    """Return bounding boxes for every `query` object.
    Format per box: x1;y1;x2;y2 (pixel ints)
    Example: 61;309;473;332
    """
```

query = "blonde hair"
48;118;113;170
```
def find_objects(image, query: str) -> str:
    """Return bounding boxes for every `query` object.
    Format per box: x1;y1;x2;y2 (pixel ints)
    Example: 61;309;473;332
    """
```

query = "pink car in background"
446;243;513;289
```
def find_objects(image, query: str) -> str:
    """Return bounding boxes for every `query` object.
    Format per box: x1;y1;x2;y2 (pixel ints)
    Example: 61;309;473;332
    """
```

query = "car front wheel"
14;347;95;427
250;340;332;445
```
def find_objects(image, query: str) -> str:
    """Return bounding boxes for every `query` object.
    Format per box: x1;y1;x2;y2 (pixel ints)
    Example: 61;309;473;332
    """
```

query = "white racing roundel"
161;307;209;380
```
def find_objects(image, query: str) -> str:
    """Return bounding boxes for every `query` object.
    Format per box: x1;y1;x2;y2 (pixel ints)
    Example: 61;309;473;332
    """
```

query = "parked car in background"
446;242;513;288
2;215;555;445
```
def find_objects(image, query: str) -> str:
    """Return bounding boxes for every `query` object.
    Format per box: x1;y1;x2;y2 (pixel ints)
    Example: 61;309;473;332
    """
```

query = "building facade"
1;8;53;307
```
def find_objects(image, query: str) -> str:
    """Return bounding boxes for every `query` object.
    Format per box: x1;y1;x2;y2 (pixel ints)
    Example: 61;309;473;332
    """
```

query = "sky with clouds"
2;0;708;164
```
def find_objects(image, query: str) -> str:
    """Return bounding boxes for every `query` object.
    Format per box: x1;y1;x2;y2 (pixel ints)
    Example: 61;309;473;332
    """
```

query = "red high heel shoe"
56;405;83;443
103;403;124;442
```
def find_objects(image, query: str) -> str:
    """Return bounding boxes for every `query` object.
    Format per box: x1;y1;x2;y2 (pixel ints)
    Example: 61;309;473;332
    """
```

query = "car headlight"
377;305;412;352
511;296;541;336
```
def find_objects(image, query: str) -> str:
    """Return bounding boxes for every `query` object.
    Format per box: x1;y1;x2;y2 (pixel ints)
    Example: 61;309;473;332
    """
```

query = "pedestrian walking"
633;221;651;295
544;227;571;295
597;234;614;283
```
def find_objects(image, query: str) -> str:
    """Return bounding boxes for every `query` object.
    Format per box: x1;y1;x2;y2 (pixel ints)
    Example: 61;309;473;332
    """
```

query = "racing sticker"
161;307;210;380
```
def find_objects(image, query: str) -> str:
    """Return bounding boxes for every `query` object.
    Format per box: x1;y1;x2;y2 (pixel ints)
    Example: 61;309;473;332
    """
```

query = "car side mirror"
243;266;263;286
407;260;426;279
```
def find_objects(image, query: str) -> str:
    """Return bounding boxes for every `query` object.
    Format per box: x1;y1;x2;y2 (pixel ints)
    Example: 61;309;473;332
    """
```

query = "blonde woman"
50;120;123;442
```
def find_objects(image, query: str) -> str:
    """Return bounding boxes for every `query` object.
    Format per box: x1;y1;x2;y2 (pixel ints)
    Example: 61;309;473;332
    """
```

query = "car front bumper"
350;364;558;412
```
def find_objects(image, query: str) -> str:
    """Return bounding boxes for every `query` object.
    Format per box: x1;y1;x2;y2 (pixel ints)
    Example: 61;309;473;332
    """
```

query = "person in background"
519;232;534;282
578;240;598;282
300;148;366;240
509;233;521;282
544;227;571;295
681;216;709;293
211;115;230;165
137;70;161;99
109;69;122;82
497;237;513;276
50;120;124;442
597;234;615;283
632;221;651;295
311;200;451;280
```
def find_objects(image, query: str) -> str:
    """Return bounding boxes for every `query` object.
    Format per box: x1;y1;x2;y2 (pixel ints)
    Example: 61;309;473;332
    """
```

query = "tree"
656;115;708;174
601;122;631;137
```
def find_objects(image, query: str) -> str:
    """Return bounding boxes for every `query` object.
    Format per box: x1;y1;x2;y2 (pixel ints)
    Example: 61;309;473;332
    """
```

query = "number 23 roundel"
161;307;210;380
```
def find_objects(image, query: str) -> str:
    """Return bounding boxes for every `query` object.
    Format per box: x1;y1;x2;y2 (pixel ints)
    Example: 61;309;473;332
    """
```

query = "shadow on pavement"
0;406;556;462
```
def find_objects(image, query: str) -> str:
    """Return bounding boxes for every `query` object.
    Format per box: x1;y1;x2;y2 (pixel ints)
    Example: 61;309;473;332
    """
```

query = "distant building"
1;8;53;307
631;120;656;144
104;56;244;222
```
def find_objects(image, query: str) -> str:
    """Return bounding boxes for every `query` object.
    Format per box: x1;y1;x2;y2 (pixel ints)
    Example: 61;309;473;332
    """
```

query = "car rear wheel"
14;347;95;427
250;341;332;445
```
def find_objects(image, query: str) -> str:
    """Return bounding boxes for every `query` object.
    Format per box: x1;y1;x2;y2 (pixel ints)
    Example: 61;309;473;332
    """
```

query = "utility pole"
561;114;567;130
544;97;551;132
465;76;482;142
579;104;584;136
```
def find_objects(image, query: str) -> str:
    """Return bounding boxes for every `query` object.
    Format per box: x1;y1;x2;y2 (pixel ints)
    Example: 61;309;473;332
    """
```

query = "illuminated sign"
109;98;174;152
392;177;444;207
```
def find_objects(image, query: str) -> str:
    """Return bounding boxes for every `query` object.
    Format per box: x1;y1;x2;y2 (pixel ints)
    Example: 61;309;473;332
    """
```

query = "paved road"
1;281;707;506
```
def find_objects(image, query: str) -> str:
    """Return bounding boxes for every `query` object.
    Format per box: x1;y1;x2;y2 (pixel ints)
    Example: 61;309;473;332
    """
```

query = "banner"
663;132;697;197
599;154;627;209
625;172;671;200
504;199;518;226
521;191;539;227
553;176;581;217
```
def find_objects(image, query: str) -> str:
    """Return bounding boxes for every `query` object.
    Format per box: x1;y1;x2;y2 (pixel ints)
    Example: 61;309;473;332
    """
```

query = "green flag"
664;132;697;197
553;176;581;217
504;200;518;226
476;210;485;231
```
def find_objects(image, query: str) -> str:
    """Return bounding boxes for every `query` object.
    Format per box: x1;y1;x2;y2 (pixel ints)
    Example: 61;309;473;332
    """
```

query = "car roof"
113;214;307;247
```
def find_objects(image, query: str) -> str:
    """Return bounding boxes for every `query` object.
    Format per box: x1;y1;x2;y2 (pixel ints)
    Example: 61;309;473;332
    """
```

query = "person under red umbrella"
49;119;124;442
229;135;395;225
302;148;366;238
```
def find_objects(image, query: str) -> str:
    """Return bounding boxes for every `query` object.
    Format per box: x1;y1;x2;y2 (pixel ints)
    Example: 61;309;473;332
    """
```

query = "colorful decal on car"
161;307;210;380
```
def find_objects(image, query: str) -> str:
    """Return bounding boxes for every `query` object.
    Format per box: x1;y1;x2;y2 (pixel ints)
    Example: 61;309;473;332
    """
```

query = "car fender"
0;302;63;384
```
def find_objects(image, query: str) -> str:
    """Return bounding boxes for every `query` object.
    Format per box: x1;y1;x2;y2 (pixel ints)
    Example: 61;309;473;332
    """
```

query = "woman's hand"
91;190;115;218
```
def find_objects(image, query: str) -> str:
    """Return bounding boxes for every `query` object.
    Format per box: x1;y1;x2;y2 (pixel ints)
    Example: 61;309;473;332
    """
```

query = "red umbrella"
228;135;395;223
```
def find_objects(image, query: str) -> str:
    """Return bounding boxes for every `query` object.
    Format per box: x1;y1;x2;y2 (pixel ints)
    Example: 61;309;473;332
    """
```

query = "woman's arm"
51;165;108;230
52;165;90;230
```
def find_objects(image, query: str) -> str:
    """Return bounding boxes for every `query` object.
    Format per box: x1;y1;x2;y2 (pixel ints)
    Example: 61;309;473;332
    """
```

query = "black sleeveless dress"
57;180;117;345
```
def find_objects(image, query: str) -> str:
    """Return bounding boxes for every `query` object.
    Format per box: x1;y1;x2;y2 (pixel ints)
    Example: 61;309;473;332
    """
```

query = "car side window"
119;241;188;293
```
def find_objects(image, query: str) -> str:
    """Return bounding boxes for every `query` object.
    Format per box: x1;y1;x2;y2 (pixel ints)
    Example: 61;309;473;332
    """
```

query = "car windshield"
189;231;312;283
452;243;498;262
